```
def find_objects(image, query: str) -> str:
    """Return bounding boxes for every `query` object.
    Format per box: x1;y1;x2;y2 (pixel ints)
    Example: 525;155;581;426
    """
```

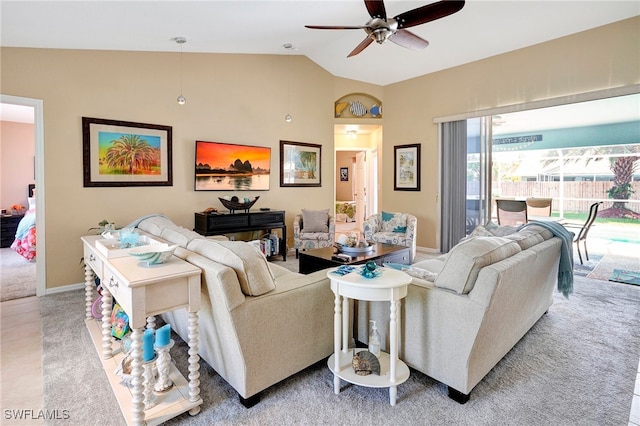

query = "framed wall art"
394;143;421;191
280;140;321;187
82;117;172;187
195;140;271;191
340;167;349;182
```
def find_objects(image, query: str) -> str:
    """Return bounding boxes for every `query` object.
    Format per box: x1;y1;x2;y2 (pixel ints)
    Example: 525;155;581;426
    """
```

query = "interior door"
355;151;367;231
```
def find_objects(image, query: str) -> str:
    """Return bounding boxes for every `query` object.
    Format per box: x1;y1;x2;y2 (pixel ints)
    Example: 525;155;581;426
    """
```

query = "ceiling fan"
305;0;465;57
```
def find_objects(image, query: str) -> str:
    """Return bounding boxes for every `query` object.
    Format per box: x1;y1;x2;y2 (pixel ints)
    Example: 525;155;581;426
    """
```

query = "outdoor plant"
607;156;638;210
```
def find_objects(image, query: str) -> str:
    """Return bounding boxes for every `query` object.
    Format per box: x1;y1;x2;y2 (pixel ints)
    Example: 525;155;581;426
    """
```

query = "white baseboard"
416;246;440;255
45;282;85;295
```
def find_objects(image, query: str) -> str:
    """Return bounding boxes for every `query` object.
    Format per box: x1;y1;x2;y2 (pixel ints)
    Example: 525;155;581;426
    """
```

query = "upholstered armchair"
293;209;336;258
363;211;417;262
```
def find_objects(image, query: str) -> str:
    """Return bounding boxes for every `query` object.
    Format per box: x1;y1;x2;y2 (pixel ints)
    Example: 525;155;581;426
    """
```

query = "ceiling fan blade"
305;25;367;30
394;0;465;29
364;0;387;20
388;29;429;51
347;37;374;57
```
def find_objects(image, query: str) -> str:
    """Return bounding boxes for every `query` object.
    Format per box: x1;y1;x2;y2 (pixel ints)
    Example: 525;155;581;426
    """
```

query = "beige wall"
1;120;35;209
382;16;640;248
1;48;341;289
1;17;638;289
335;151;356;201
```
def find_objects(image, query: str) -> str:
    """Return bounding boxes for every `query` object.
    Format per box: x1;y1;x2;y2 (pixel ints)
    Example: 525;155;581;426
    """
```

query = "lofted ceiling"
1;1;638;87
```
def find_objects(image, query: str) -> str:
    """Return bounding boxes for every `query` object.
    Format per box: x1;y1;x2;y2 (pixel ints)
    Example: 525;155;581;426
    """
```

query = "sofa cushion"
187;239;276;296
302;209;329;233
435;237;521;294
381;211;408;233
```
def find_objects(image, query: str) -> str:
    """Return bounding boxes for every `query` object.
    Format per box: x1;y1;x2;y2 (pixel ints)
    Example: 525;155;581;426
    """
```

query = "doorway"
334;124;380;236
0;95;46;298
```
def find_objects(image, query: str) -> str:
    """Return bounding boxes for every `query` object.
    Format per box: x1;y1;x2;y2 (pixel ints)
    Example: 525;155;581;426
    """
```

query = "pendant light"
175;37;187;105
284;43;293;122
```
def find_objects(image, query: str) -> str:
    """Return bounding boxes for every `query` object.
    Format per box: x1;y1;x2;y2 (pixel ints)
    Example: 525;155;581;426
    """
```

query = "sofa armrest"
293;214;303;236
363;214;381;241
328;216;336;242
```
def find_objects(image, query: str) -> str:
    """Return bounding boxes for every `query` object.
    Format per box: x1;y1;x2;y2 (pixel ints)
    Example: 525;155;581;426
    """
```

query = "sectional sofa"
356;223;566;403
131;215;334;407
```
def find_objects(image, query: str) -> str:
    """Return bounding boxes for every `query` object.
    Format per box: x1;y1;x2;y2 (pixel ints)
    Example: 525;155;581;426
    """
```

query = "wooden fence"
496;181;640;213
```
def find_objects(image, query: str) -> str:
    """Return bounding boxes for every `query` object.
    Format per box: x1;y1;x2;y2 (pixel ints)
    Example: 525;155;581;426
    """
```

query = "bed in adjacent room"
11;184;36;261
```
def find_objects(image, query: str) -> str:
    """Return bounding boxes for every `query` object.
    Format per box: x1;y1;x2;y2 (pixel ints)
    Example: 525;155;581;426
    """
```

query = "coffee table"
298;243;410;274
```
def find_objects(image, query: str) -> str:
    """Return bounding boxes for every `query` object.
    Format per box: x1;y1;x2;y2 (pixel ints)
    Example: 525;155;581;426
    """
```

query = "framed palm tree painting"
279;140;321;187
82;117;172;187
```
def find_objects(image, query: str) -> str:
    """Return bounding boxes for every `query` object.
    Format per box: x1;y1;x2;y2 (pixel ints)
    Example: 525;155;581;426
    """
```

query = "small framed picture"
340;167;349;182
394;143;421;191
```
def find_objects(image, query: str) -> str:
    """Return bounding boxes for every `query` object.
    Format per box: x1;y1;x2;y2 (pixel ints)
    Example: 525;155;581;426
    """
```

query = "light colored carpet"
42;275;640;426
0;247;36;301
587;254;640;282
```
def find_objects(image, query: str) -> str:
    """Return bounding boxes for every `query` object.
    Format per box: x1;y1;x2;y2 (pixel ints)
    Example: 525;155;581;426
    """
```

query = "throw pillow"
160;227;202;248
302;209;329;233
469;225;493;237
381;211;408;233
504;229;545;249
485;221;519;237
137;216;177;237
187;239;276;296
435;236;521;294
522;224;554;240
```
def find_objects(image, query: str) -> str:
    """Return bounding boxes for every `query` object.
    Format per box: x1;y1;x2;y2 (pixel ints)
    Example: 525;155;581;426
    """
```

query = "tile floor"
0;296;43;425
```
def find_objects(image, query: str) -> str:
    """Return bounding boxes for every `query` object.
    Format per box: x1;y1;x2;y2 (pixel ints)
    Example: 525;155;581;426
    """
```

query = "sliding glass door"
465;117;492;234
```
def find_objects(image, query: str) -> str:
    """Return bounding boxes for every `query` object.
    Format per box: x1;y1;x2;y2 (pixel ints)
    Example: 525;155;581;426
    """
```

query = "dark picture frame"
340;167;349;182
280;140;321;187
82;117;172;187
394;143;421;191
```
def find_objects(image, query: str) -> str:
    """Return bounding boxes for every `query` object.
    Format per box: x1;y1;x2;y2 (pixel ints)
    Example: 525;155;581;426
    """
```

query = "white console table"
326;267;411;406
81;235;202;426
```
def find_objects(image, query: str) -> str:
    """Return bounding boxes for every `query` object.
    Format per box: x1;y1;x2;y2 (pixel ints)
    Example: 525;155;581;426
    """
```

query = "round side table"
326;267;411;406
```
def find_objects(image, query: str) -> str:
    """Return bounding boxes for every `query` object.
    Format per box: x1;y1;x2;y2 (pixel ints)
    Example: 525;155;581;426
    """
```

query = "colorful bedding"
11;210;36;261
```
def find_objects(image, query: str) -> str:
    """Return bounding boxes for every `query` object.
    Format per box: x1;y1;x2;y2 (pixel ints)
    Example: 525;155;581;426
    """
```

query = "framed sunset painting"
82;117;172;187
194;140;271;191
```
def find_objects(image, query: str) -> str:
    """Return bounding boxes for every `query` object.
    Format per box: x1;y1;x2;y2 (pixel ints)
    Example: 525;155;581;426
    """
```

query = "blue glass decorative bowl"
357;261;382;279
128;243;178;265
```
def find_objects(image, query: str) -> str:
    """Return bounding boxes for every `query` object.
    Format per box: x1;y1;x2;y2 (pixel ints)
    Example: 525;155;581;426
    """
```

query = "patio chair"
564;201;602;265
526;198;552;217
496;199;528;226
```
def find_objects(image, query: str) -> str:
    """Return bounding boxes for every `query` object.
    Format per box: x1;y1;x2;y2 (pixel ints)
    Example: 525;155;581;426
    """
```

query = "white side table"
82;235;202;426
326;267;411;406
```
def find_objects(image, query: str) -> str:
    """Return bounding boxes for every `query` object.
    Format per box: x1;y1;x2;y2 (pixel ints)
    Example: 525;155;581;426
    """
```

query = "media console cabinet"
81;235;202;426
194;210;287;260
